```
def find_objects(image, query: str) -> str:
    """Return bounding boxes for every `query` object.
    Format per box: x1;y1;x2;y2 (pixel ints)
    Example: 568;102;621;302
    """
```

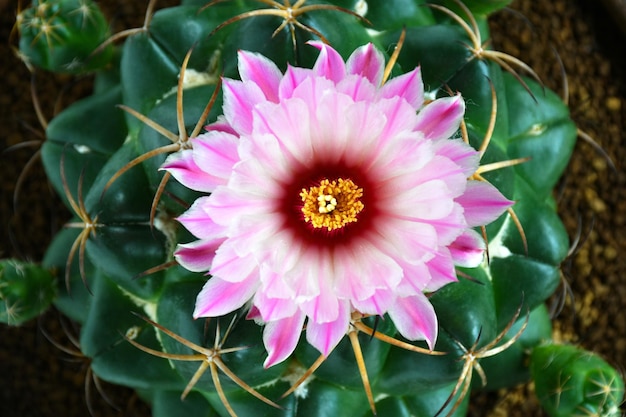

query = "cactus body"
10;1;623;416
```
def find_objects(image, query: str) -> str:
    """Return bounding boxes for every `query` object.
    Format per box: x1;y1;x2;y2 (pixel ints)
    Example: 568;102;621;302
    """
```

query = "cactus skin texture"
9;1;624;416
532;344;625;417
0;260;56;326
17;0;113;73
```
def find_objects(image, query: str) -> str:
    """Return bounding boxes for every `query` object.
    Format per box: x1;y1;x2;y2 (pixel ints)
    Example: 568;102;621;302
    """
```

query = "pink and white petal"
311;92;358;162
161;150;221;192
388;293;438;349
191;132;240;183
338;101;387;167
380;67;424;109
395;260;432;295
204;186;270;226
333;240;403;302
387;179;455;221
205;115;238;136
456;181;513;227
222;78;267;135
351;287;395;316
432;138;480;178
371;219;437;267
193;275;259;318
306;300;350;356
346;43;384;86
278;65;313;99
177;197;226;240
414;95;465;141
424;248;458;292
450;229;486;268
299;277;339;323
253;290;299;322
211;242;259;283
253;98;314;166
263;310;306;368
337;74;378;101
237;50;282;102
174;239;224;273
309;41;347;83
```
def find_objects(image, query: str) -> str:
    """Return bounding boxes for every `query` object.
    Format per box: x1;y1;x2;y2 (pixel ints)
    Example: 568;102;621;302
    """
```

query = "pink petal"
388;179;455;221
306;300;350;356
450;229;485;267
211;242;259;283
177;197;226;240
161;150;220;192
433;138;480;177
346;43;384;86
337;75;378;101
191;132;239;184
193;275;258;318
395;260;431;295
253;98;313;166
174;239;223;273
351;287;395;316
388;293;438;349
415;95;465;141
222;78;266;135
300;286;339;324
237;50;282;102
254;290;298;322
278;65;311;99
424;249;458;292
456;181;513;227
333;241;403;303
380;67;424;109
263;310;306;367
309;41;347;83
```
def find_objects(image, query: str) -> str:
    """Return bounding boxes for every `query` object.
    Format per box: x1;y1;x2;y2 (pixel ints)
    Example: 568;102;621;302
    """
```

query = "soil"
1;1;625;416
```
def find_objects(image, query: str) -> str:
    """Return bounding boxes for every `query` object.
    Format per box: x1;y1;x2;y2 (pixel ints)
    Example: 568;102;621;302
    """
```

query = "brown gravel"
1;1;625;416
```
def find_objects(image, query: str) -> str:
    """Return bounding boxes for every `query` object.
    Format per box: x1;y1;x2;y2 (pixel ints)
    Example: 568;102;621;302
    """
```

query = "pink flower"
162;42;512;368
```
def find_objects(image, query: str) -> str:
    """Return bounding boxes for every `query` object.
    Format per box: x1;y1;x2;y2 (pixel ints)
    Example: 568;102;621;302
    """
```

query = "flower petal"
161;150;220;192
263;310;306;368
175;239;224;273
456;181;513;226
415;95;465;141
424;248;458;292
388;293;438;349
253;290;299;321
238;50;282;102
380;67;424;108
309;41;347;83
191;132;239;184
193;275;258;318
346;43;384;86
306;300;350;356
222;78;266;135
450;229;485;267
177;197;225;240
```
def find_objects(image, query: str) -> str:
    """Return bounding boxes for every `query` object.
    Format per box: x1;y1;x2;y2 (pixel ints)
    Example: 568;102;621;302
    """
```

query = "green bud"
0;259;57;326
531;344;625;417
17;0;113;73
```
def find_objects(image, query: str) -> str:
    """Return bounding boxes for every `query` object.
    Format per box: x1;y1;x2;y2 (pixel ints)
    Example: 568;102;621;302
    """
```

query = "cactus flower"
162;42;512;367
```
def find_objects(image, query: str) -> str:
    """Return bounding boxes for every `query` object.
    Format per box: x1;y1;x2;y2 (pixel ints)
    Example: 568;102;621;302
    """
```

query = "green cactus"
0;259;56;325
17;0;113;73
9;0;623;416
532;344;625;417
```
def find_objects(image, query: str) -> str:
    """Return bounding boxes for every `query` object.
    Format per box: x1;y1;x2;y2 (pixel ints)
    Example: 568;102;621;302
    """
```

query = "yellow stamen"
300;178;364;231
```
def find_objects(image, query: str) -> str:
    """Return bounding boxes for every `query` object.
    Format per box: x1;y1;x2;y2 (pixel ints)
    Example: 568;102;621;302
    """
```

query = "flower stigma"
300;178;364;231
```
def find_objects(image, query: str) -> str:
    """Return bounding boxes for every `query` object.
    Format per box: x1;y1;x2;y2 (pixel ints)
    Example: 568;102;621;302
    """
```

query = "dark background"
1;1;625;415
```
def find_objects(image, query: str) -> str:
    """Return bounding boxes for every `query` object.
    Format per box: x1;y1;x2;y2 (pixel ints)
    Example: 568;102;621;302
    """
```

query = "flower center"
300;178;364;231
